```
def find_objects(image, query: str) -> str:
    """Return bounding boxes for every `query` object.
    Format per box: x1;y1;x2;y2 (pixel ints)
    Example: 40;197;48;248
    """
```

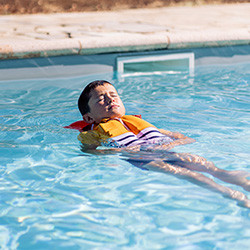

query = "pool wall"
1;45;250;81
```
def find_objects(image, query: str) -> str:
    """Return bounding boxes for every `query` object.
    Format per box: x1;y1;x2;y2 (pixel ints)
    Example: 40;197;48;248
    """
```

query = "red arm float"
64;120;90;131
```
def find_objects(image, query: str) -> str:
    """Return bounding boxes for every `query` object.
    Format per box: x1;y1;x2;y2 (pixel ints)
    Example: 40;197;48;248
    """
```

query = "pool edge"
1;4;250;60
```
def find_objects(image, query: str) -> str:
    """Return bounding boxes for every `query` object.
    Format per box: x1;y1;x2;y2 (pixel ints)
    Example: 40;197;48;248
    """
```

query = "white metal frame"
116;52;195;77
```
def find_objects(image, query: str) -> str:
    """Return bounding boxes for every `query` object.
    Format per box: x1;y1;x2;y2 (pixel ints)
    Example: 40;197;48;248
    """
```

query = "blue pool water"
0;56;250;249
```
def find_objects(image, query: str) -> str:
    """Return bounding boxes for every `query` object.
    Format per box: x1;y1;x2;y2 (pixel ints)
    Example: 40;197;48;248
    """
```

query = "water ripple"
0;61;250;249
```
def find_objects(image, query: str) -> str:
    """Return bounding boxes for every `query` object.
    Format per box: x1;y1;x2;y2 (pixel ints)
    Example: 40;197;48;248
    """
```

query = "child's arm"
77;130;102;150
158;129;194;140
80;143;98;151
156;129;196;150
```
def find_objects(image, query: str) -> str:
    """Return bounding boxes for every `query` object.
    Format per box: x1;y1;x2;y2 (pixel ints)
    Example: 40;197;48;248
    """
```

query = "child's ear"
82;113;94;124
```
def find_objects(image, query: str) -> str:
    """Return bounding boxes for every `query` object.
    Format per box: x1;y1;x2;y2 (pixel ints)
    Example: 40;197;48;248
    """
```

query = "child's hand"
151;138;196;152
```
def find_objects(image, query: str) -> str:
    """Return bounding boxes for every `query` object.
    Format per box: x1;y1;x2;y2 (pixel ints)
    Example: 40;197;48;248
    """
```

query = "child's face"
83;83;126;123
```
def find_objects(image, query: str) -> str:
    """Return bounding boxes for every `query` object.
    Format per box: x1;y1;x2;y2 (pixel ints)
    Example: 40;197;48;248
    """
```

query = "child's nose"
106;95;113;103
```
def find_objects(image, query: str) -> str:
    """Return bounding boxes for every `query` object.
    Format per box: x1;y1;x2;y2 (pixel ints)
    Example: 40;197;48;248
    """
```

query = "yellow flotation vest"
77;115;169;147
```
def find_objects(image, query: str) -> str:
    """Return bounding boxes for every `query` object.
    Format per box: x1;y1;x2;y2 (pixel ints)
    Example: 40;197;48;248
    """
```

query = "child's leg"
162;152;250;192
145;160;250;208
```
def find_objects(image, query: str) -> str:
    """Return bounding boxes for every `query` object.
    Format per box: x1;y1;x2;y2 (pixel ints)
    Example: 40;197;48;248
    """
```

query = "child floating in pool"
70;80;250;208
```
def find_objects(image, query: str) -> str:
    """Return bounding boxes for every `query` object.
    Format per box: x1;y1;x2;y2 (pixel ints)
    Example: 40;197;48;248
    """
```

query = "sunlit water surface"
0;61;250;249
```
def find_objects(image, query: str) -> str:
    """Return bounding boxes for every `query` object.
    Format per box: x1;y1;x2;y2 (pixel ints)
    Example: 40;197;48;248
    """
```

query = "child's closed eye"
97;95;104;102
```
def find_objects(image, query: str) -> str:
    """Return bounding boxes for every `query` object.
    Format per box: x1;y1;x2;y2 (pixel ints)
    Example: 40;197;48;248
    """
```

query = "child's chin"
110;112;124;118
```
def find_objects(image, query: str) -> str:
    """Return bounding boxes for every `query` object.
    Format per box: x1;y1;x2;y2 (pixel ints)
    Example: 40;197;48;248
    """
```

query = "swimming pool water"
0;60;250;249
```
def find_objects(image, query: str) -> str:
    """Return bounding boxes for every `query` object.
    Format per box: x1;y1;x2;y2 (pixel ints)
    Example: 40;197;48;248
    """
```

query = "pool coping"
0;3;250;60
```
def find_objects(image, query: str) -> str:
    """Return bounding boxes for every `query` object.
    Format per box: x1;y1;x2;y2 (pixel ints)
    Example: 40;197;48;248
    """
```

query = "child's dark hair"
78;80;113;116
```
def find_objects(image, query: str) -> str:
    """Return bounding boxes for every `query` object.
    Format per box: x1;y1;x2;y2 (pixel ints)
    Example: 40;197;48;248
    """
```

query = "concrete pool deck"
0;3;250;60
